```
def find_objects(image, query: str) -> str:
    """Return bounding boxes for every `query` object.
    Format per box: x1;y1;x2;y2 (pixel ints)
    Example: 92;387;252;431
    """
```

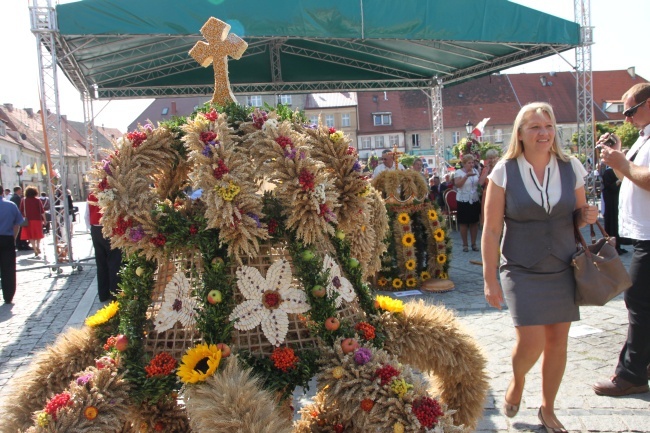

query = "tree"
614;122;639;149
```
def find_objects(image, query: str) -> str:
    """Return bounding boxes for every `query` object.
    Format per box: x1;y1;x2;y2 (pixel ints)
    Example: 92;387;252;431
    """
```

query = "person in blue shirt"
0;198;25;304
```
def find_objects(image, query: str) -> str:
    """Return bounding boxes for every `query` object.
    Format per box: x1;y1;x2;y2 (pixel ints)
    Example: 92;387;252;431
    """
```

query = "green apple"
348;258;360;269
207;289;223;304
301;250;315;261
335;230;346;240
135;267;145;277
312;285;326;298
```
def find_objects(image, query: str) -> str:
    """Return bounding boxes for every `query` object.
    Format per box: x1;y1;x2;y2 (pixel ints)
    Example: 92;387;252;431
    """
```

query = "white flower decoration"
313;183;326;204
229;259;310;346
96;189;116;207
262;118;278;132
154;272;197;332
322;255;356;308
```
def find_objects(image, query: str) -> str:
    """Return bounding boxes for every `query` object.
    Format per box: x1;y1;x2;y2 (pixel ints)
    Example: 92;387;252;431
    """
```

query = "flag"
472;118;490;138
41;164;47;176
26;163;34;174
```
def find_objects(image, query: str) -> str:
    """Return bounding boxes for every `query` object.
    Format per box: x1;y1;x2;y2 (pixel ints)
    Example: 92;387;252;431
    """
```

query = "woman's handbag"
571;220;632;306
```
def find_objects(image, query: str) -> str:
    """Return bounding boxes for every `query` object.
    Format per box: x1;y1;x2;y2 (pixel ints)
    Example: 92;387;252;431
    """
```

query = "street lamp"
15;162;23;189
465;120;474;138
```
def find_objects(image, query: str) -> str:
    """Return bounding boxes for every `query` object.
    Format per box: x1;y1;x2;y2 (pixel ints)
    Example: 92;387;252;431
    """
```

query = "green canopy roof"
52;0;580;99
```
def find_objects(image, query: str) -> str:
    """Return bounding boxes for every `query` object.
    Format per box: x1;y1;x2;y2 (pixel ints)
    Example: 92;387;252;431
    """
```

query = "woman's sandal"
502;400;520;418
471;244;479;251
463;245;469;252
538;408;568;433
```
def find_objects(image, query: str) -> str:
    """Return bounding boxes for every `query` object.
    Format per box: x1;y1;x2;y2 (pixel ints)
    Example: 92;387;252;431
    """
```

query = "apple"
114;334;129;352
211;257;224;268
301;250;315;261
311;285;326;298
335;230;346;240
348;258;360;269
207;289;223;304
325;317;340;331
135;266;145;277
216;343;231;358
341;338;359;354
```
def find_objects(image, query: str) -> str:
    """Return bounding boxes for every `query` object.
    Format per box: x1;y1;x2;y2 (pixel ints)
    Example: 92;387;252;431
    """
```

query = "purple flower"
201;145;213;157
102;159;112;175
299;151;306;160
354;347;372;365
143;123;154;132
303;123;318;129
246;212;261;228
129;225;145;242
76;373;93;385
284;148;297;159
352;161;362;172
332;276;342;289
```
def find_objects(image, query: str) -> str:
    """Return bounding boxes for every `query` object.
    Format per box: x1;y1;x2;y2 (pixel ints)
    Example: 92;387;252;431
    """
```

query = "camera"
602;134;617;147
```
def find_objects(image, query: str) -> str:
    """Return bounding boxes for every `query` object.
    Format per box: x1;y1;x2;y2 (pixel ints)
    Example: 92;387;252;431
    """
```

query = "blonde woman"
454;154;481;251
481;102;598;433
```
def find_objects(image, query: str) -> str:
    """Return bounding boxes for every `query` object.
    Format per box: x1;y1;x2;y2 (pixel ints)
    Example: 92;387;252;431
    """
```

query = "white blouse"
454;167;480;203
488;154;586;214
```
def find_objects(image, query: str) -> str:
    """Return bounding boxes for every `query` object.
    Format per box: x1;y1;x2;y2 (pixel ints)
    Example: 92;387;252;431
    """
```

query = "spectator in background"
454;154;482;252
4;189;11;199
439;173;452;208
429;175;441;203
373;149;404;177
10;187;30;251
19;186;46;258
1;196;24;304
86;192;122;302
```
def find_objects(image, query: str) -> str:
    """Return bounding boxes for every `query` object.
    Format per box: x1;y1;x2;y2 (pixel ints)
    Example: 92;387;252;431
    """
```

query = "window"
161;107;169;115
452;131;461;145
278;94;292;105
341;113;350;127
372;112;392;126
309;115;319;125
325;115;335;127
375;136;385;149
389;135;399;147
360;137;371;150
411;134;420;148
0;122;5;136
246;95;262;107
495;129;503;143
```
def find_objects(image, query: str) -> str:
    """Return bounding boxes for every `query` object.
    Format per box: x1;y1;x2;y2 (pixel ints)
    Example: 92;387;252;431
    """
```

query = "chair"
443;189;458;231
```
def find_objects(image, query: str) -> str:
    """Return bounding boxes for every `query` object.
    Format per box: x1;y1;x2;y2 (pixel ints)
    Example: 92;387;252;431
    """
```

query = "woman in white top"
481;102;598;433
454;154;485;251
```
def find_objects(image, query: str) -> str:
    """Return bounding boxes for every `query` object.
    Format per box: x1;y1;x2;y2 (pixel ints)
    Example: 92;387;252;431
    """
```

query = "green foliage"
152;200;214;250
615;122;639;149
239;348;320;402
571;122;616;147
399;154;416;168
265;102;308;124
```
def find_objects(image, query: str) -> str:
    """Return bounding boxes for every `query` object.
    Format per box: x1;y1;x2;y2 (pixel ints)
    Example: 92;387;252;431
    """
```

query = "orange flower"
355;322;376;340
360;398;375;412
84;406;98;420
270;346;299;372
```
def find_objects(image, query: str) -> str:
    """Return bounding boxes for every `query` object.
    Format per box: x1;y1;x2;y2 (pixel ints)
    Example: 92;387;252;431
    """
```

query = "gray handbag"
571;220;632;306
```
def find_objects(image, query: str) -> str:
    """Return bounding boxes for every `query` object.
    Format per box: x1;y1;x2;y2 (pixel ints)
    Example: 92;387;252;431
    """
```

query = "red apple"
207;289;223;304
325;317;340;331
341;338;359;354
311;285;326;298
216;343;231;358
114;334;129;352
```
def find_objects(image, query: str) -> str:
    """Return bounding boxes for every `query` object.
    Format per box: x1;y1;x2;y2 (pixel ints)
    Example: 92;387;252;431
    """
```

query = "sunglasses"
623;99;648;118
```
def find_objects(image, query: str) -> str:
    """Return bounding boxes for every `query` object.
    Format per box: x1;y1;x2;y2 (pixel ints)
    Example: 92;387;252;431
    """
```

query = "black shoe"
617;248;628;255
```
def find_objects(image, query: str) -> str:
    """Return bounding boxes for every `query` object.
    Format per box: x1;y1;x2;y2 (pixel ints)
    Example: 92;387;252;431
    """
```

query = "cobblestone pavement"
1;211;648;432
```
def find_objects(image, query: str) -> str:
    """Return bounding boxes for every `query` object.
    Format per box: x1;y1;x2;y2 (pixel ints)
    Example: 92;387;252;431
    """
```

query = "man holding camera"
593;83;650;396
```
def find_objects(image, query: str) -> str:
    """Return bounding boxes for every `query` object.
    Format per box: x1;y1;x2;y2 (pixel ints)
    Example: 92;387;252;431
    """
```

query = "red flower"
360;399;374;412
203;109;218;122
113;216;133;236
189;225;198;235
275;135;293;149
298;168;315;191
145;352;177;378
270;346;299;372
98;178;108;191
375;364;400;385
200;131;218;143
268;219;278;235
412;396;444;428
126;131;147;148
44;392;72;420
151;234;167;247
355;322;376;340
328;127;337;134
213;159;229;179
346;146;356;155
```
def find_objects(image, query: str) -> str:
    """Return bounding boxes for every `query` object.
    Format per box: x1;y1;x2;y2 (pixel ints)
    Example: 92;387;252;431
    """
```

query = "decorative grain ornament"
155;272;198;332
189;17;248;105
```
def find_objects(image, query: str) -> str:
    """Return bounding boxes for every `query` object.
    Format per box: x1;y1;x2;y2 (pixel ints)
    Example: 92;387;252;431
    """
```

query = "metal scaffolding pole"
30;0;82;273
425;77;445;174
574;0;596;202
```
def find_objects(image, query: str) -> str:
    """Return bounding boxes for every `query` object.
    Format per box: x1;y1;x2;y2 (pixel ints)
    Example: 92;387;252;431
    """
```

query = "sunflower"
427;209;438;221
375;295;405;313
397;213;410;225
440;272;449;279
392;278;404;289
436;253;447;264
405;259;416;271
377;276;388;287
406;277;417;287
420;271;431;281
401;233;415;247
85;301;119;327
433;228;445;242
177;343;222;384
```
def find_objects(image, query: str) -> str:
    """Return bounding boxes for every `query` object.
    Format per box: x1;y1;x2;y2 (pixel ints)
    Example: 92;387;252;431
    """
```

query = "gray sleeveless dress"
500;158;580;326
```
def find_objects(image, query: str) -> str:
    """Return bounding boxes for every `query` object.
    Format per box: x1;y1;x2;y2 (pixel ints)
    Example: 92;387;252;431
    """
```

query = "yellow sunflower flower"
420;271;431;281
401;233;415;247
406;277;417;287
392;278;404;289
377;277;388;287
85;301;119;327
440;272;449;279
177;343;222;384
375;295;405;313
428;209;438;221
405;259;416;271
433;228;445;242
397;213;410;225
436;253;447;264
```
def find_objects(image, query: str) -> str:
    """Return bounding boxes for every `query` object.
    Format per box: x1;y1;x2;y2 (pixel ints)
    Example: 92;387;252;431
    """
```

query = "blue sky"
1;0;648;131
